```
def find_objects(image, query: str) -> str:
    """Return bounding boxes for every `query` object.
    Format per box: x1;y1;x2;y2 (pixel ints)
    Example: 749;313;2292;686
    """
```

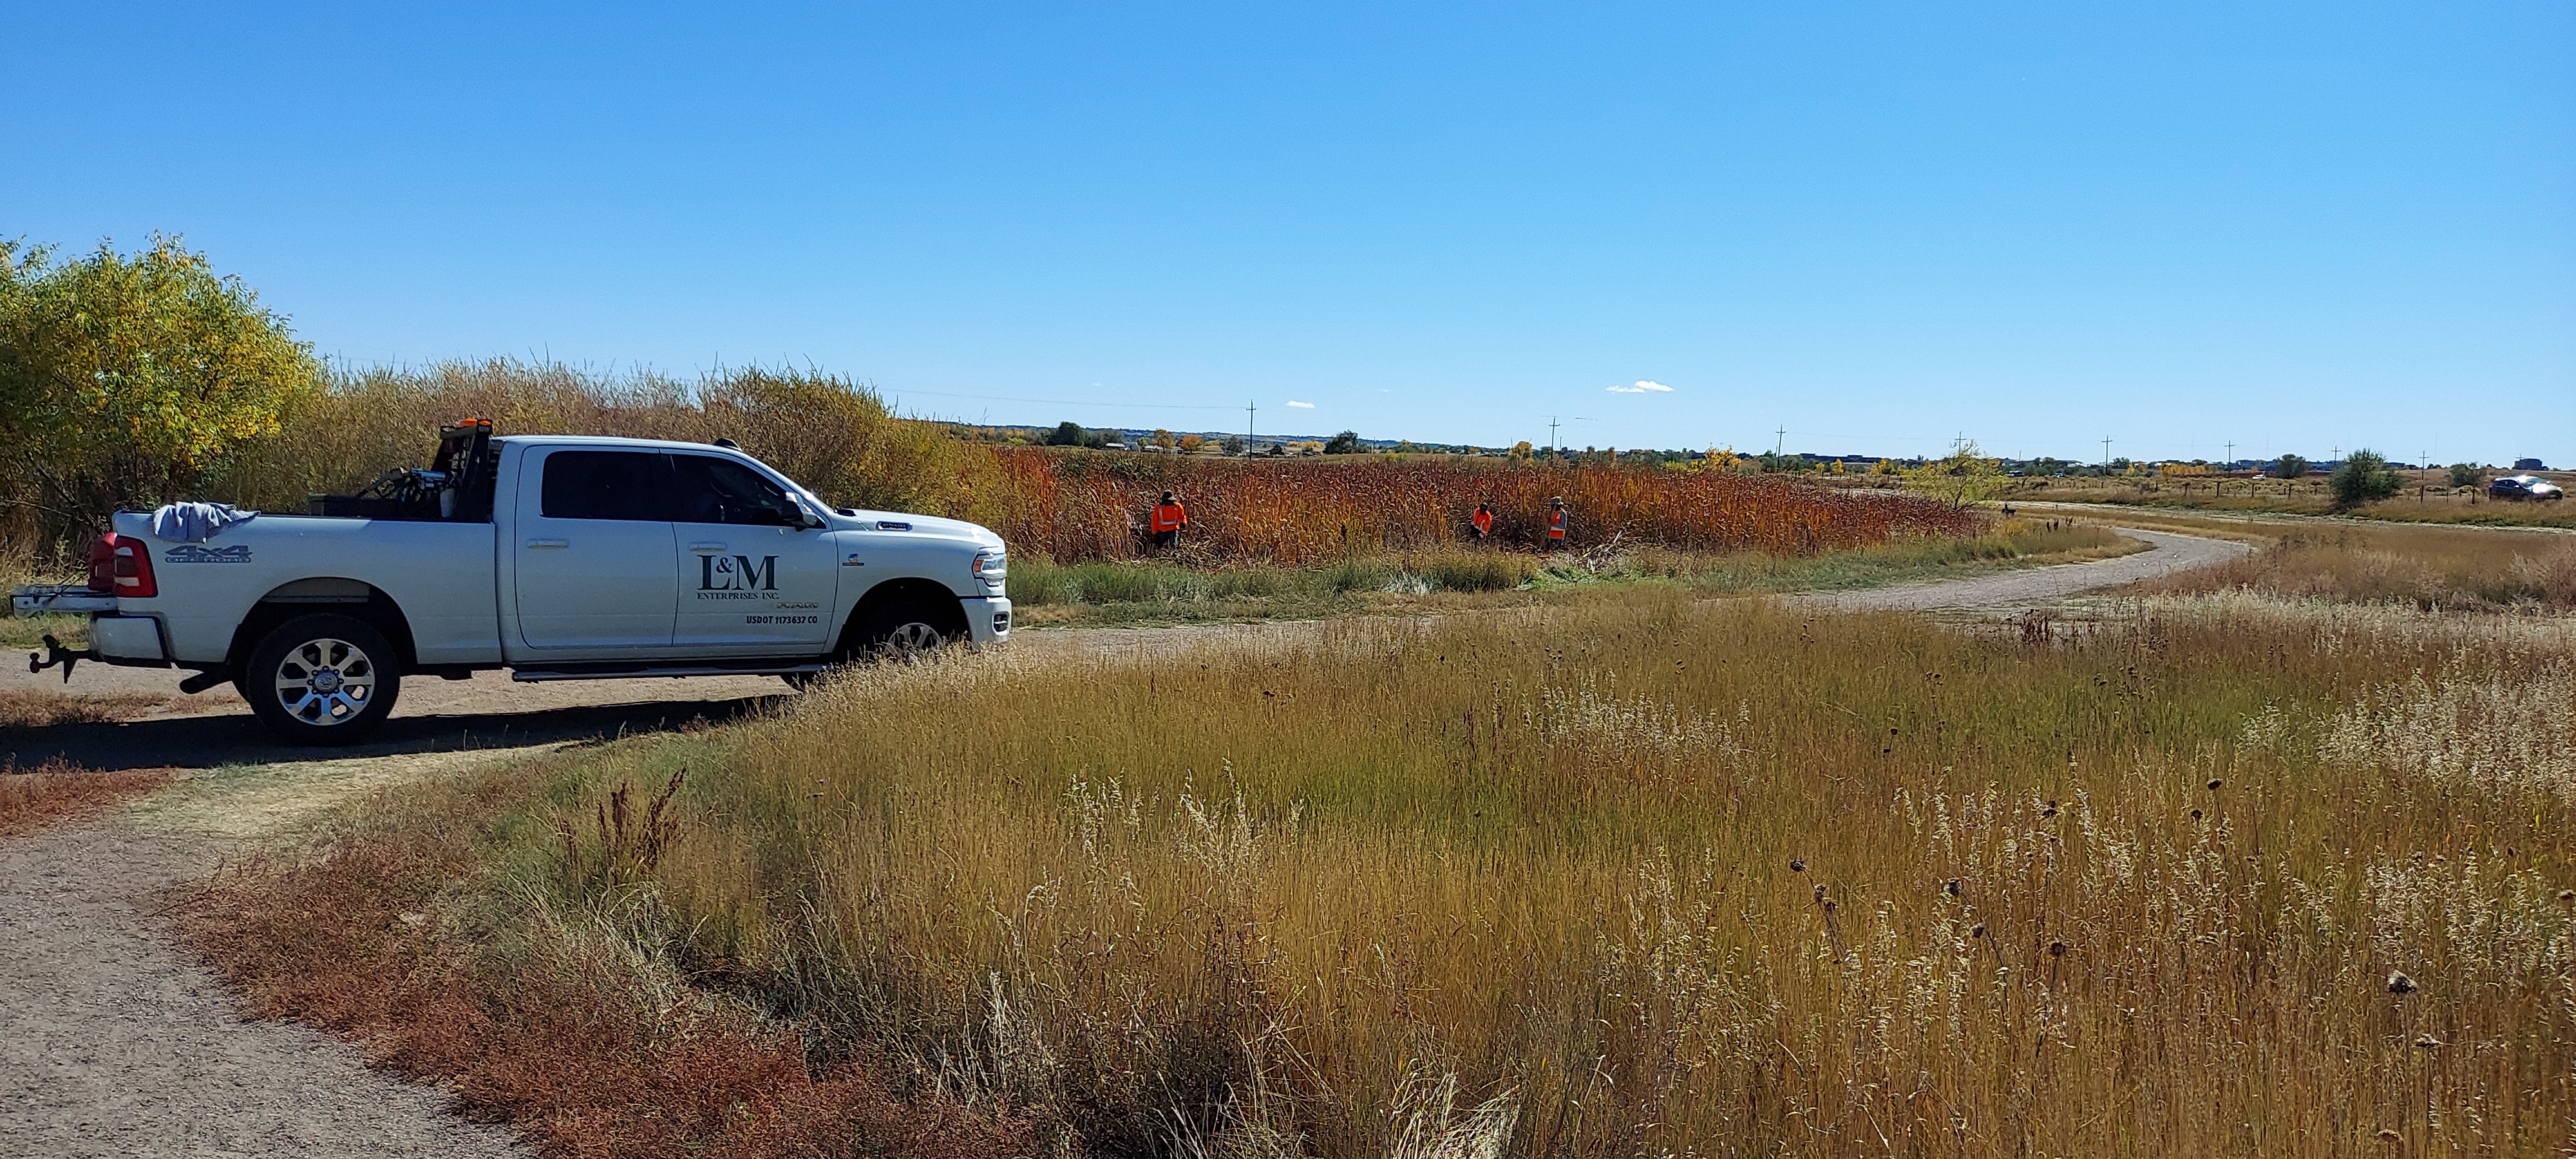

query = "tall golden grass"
207;359;1002;525
514;591;2575;1156
182;763;1034;1159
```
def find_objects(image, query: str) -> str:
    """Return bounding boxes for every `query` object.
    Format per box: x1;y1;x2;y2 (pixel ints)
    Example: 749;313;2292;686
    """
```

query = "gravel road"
0;819;526;1158
1789;526;2248;614
0;525;2240;1156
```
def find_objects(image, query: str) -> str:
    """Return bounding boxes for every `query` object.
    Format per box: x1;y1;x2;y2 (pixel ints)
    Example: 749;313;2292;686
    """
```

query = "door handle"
688;542;728;554
526;538;568;549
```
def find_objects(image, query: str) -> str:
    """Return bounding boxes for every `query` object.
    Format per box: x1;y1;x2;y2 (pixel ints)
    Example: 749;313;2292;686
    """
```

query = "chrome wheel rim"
880;621;945;657
273;637;377;726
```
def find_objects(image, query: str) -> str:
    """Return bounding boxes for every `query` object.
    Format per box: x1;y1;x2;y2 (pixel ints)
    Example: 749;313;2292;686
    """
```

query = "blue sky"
6;3;2570;464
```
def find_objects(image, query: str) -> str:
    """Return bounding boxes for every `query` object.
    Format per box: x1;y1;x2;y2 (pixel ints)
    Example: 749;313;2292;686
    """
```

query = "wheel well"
837;578;969;652
227;580;419;675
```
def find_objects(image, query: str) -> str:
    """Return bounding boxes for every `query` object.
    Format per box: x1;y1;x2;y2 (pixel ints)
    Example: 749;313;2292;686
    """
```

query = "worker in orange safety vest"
1149;491;1188;549
1469;502;1495;542
1547;497;1568;547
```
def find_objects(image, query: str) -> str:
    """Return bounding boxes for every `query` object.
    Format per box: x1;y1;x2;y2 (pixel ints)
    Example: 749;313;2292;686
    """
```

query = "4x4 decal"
165;544;253;563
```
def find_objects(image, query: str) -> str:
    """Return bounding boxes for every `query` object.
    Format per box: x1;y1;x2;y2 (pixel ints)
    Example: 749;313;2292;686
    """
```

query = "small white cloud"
1285;400;1316;409
1606;379;1675;395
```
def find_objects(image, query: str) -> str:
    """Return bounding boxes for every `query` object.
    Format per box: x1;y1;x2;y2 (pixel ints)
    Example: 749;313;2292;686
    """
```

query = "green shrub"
2328;450;2403;509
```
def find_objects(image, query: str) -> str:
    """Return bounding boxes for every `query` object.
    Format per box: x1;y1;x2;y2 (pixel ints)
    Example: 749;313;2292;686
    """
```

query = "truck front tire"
859;598;959;659
244;614;401;744
785;598;957;690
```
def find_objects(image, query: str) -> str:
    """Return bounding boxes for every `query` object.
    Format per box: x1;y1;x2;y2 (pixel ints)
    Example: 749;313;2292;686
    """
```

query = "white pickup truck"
12;422;1009;743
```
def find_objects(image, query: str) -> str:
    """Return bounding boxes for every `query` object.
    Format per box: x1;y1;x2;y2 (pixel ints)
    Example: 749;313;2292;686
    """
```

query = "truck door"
513;449;677;653
667;452;839;654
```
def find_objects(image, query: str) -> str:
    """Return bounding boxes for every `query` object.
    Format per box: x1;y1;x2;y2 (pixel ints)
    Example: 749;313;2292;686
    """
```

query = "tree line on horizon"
8;236;2461;561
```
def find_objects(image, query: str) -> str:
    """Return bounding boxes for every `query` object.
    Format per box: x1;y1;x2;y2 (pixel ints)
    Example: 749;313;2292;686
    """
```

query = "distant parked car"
2488;475;2565;501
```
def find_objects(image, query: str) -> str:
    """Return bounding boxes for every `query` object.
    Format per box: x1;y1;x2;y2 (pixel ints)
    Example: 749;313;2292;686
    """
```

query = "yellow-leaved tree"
0;236;321;550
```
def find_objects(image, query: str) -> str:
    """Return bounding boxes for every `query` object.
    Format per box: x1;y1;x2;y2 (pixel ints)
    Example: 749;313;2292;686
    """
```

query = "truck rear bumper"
91;615;171;665
961;597;1011;645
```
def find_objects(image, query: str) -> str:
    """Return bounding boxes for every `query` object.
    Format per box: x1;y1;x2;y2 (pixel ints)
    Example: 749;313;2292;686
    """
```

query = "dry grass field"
2118;519;2576;611
187;580;2576;1157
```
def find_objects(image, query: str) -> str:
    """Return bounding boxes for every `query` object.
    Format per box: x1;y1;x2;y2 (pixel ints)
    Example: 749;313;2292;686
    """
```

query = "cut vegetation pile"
191;589;2576;1156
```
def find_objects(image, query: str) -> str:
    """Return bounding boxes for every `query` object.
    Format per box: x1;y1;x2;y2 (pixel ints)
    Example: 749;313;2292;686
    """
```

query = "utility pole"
2224;440;2233;468
1244;399;1256;456
1548;416;1561;456
1776;426;1786;456
2102;437;2113;473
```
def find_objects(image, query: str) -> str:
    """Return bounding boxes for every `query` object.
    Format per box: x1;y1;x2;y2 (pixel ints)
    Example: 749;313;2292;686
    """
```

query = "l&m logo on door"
697;554;779;599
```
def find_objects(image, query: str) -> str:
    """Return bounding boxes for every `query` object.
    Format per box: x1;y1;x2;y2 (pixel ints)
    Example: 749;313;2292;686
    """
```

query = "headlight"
973;549;1006;586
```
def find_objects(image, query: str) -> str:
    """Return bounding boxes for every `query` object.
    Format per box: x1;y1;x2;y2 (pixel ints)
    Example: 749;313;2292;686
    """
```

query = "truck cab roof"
496;435;736;450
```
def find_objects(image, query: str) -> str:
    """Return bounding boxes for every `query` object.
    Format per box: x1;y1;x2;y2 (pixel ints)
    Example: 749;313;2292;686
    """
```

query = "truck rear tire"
244;614;401;744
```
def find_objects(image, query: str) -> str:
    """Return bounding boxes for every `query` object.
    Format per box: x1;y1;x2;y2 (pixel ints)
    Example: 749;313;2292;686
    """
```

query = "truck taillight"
86;532;157;598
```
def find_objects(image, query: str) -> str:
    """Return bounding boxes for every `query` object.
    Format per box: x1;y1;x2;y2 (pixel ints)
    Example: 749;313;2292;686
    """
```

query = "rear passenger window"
540;451;665;520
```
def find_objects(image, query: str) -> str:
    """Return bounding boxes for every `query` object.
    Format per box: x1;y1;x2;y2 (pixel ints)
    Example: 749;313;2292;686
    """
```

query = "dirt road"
1789;526;2248;614
0;526;2240;1156
1;813;527;1158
